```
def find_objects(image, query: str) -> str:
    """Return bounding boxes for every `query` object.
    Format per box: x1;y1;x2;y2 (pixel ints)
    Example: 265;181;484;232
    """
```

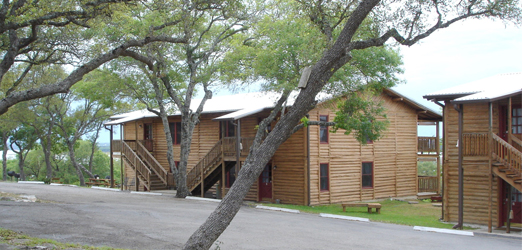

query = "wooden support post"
488;102;493;233
221;160;225;198
120;124;124;191
507;186;512;233
201;163;204;198
432;121;441;194
110;125;114;188
508;97;512;145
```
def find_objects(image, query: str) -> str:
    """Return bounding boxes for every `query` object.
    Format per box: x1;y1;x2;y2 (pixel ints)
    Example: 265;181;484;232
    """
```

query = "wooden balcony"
418;176;439;193
418;137;438;154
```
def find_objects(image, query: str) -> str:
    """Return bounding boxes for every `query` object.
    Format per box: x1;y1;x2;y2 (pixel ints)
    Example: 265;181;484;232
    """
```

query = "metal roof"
423;72;522;103
105;88;442;125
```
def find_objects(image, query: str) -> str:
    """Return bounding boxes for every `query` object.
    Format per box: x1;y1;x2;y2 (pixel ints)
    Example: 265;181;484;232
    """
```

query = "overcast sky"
393;19;522;112
100;18;522;143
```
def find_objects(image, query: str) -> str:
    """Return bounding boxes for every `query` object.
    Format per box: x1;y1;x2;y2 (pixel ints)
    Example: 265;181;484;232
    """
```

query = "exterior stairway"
120;140;171;191
187;138;251;197
491;133;522;192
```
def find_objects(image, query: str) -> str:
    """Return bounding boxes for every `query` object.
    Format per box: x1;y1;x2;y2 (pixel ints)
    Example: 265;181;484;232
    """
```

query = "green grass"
264;199;473;230
0;228;127;250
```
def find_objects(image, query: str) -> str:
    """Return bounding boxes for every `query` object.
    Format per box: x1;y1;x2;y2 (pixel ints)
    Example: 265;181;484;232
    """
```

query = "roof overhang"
384;88;442;121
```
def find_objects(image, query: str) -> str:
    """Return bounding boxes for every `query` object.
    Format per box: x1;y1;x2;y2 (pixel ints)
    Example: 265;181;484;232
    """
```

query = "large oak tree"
183;0;521;249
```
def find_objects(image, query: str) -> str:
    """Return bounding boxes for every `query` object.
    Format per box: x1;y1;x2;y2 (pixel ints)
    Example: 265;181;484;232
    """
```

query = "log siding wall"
442;102;500;226
309;94;418;205
120;92;422;205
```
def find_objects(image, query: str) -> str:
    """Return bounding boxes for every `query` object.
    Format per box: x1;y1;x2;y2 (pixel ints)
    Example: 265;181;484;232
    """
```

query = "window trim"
362;161;374;189
319;115;329;144
169;122;181;145
320;163;329;191
512;105;522;135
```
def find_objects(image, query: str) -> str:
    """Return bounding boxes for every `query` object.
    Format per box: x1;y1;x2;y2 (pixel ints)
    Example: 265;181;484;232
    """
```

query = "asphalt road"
0;182;520;250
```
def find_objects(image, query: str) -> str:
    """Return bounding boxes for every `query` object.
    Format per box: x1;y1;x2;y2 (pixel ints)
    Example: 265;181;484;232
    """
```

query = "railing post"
201;163;204;198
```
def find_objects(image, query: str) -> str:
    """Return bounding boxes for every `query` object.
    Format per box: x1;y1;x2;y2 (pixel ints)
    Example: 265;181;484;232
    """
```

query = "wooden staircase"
491;133;522;192
121;140;172;191
186;138;245;197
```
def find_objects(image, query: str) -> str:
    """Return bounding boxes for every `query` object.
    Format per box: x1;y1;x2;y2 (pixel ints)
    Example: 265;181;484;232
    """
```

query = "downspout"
235;119;241;178
453;104;464;230
433;101;445;221
120;124;124;191
306;114;311;206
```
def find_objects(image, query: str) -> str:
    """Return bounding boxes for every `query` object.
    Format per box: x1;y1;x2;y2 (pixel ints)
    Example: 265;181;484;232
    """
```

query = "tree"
0;0;189;115
9;121;38;181
184;0;521;248
113;0;256;197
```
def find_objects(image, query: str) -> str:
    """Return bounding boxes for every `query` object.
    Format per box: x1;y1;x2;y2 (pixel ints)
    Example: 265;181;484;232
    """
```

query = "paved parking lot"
0;182;520;249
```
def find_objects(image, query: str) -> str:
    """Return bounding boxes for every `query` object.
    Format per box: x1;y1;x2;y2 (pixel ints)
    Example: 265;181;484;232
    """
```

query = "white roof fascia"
213;107;267;121
424;72;522;100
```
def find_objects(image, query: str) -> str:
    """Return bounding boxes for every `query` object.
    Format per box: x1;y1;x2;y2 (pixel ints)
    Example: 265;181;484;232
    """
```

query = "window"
320;163;329;191
169;122;181;145
512;107;522;134
362;162;373;188
320;115;329;143
220;120;235;138
143;123;153;140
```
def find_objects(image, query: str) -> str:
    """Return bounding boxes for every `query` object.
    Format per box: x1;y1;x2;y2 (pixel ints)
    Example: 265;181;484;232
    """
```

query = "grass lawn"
263;199;473;230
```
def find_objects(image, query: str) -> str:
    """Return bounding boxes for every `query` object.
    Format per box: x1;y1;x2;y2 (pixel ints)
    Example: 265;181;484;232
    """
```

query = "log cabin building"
106;89;441;206
424;72;522;232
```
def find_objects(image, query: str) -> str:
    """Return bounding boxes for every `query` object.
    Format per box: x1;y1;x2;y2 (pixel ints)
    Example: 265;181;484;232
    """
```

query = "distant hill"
98;142;110;153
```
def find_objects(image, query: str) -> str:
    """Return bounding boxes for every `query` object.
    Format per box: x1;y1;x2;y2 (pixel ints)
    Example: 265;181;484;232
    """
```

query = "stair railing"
492;133;521;175
137;140;169;187
187;139;223;191
121;140;151;191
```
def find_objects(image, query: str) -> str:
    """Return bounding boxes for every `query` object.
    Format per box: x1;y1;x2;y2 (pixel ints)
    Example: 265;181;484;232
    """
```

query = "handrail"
509;134;522;150
121;140;151;191
137;140;168;186
187;139;223;190
491;133;521;175
186;137;256;192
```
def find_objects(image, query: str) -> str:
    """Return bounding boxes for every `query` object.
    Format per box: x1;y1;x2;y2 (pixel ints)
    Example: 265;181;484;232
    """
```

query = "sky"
99;18;522;143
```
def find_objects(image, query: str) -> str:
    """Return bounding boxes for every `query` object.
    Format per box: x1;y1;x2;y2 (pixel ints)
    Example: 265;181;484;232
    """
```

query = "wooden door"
258;163;272;201
499;106;508;140
500;180;522;225
143;123;153;151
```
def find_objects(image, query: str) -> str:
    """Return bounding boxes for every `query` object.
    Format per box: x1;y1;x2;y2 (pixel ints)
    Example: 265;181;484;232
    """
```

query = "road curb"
130;191;162;195
413;226;474;236
256;205;300;213
319;213;369;222
17;181;45;184
92;186;121;192
186;196;221;202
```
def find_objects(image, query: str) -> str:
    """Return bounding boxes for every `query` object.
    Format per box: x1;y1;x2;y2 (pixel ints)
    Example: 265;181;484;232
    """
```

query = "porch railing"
136;140;169;187
492;133;521;175
462;133;489;156
418;176;439;193
121;140;151;191
418;137;437;154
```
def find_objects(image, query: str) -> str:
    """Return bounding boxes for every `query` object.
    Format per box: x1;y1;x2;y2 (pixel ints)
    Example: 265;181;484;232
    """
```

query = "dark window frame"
169;122;181;145
512;105;522;135
362;162;373;189
320;163;329;191
319;115;329;144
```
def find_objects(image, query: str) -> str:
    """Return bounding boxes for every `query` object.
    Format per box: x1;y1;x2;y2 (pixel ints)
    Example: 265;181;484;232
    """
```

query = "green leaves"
332;91;389;144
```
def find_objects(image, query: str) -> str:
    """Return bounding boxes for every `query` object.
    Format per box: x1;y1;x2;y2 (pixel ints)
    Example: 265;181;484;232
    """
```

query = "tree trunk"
17;153;26;181
42;134;53;179
175;114;195;198
2;131;7;181
66;140;85;186
183;1;379;248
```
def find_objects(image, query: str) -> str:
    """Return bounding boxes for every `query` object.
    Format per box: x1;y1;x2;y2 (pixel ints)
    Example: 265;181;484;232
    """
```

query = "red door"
500;180;522;225
258;164;272;201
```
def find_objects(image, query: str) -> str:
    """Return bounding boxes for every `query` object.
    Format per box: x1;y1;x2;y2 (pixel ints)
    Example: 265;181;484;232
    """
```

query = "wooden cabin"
424;72;522;232
106;89;441;206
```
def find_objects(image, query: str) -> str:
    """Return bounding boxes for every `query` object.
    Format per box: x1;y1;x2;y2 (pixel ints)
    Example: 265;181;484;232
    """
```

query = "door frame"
258;162;273;202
